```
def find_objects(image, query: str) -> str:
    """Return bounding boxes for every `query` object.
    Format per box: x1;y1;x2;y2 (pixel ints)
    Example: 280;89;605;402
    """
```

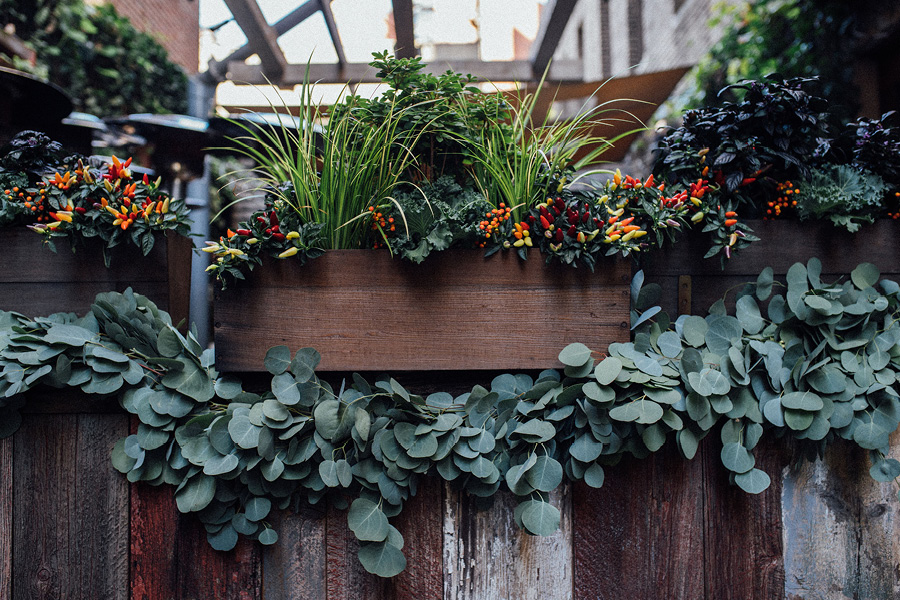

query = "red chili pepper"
142;173;149;184
554;229;564;243
73;206;87;214
237;229;251;236
567;225;577;237
540;215;551;229
725;211;737;218
269;211;279;226
740;178;756;186
271;232;286;241
724;219;738;227
581;212;589;224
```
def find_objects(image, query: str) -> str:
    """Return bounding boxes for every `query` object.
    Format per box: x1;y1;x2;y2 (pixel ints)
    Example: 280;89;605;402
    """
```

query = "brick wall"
102;0;199;73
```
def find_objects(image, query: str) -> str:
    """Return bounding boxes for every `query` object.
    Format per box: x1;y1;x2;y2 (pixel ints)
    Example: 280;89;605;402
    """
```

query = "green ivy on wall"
2;261;900;577
1;0;188;116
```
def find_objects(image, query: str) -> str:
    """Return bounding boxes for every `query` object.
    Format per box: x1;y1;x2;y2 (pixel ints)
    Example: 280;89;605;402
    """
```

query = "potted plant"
0;130;193;323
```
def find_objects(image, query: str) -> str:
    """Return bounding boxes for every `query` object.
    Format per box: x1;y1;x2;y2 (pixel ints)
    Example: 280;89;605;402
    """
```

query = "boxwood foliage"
3;260;900;577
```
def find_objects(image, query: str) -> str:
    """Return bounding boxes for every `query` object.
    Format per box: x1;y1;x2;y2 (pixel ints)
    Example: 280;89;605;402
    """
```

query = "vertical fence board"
13;413;129;600
444;485;572;600
261;509;327;600
857;431;900;598
573;456;652;599
648;445;706;597
704;437;785;599
390;481;445;600
325;505;391;599
782;434;900;600
174;518;261;600
1;435;11;600
130;482;180;600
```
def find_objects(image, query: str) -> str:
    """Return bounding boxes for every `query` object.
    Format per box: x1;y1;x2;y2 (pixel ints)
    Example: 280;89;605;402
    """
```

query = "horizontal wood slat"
215;250;631;372
1;230;192;324
639;219;900;316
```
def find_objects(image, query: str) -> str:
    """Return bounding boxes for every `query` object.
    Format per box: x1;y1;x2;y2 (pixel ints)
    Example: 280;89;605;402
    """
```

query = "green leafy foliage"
0;139;192;264
793;165;889;231
5;262;900;578
0;0;188;116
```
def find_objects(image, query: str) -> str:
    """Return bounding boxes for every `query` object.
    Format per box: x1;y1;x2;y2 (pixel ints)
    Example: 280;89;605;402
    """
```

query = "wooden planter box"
638;219;900;316
0;228;192;325
214;249;631;372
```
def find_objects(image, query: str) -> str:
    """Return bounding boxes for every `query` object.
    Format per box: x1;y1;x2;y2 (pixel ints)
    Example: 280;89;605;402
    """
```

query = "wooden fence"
4;220;900;599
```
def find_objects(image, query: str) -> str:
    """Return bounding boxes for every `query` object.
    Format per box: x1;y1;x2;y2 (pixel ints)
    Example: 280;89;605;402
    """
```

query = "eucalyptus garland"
2;260;900;578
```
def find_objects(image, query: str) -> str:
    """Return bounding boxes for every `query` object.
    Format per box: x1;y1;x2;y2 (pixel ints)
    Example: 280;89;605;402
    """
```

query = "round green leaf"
851;263;880;290
264;345;292;375
559;343;593;367
203;453;239;476
245;497;272;522
784;409;815;431
734;468;771;494
348;498;390;542
682;316;709;348
358;540;406;578
780;391;823;411
583;462;605;488
521;500;561;536
258;528;279;545
175;475;216;513
207;525;238;551
721;442;755;474
594;357;622;386
657;331;683;358
525;455;563;492
870;458;900;482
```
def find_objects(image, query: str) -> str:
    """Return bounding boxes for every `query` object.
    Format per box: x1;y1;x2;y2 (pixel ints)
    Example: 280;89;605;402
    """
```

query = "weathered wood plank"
0;230;190;319
173;519;261;600
1;228;170;283
325;504;390;599
782;433;900;600
639;219;900;316
130;482;180;600
261;508;327;600
215;250;631;372
0;435;11;600
647;444;706;597
857;430;900;598
443;485;573;600
704;437;785;599
573;456;652;599
13;413;129;600
390;480;445;599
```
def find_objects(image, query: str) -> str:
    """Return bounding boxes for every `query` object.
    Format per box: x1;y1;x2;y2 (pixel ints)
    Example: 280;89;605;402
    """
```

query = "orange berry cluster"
478;203;511;240
367;205;396;233
4;186;51;222
765;181;798;219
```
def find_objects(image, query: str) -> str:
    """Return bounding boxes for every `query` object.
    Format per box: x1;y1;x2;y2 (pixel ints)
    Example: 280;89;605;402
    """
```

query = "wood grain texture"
130;482;181;600
215;250;631;372
572;445;704;600
13;413;129;600
704;437;785;600
325;504;391;600
443;485;573;600
390;479;445;599
782;434;900;600
0;229;191;318
638;219;900;316
172;518;261;600
261;508;327;600
856;430;900;598
0;435;11;600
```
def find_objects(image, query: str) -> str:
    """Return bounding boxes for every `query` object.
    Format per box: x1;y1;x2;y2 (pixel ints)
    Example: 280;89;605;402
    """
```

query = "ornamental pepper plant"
0;133;192;266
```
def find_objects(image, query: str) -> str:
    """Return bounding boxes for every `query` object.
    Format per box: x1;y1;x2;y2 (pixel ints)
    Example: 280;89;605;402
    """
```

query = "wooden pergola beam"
222;0;288;80
391;0;417;58
319;0;347;66
225;59;585;86
530;0;580;77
